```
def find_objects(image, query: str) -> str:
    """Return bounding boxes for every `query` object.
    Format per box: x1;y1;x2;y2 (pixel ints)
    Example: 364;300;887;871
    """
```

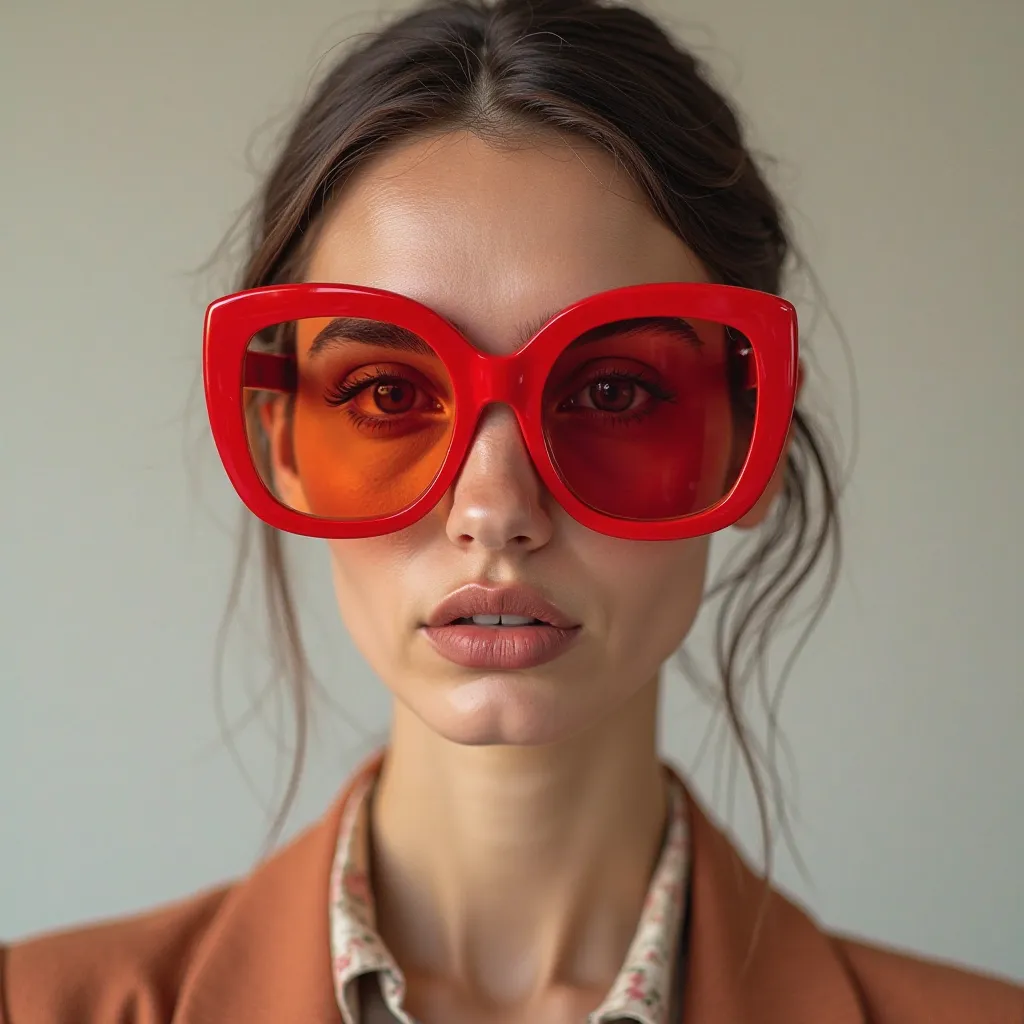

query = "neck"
369;677;668;1005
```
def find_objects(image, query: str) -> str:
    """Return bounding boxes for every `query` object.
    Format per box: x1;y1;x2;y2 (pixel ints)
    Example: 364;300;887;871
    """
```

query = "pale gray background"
2;0;1022;981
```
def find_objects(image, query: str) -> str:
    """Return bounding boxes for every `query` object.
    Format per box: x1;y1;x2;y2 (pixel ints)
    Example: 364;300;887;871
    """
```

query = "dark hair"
217;0;842;870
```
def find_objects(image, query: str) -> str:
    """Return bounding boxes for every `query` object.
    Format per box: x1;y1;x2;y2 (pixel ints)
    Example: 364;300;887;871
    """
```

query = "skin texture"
265;130;787;1023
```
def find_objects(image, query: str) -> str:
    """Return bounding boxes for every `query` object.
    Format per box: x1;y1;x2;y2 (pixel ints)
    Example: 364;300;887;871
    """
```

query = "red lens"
541;316;753;520
244;316;454;520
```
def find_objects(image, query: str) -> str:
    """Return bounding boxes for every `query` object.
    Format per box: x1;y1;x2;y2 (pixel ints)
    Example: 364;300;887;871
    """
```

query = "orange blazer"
2;755;1021;1023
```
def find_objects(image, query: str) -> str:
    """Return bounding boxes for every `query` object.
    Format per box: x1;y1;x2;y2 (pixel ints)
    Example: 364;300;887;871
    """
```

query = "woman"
2;0;1020;1020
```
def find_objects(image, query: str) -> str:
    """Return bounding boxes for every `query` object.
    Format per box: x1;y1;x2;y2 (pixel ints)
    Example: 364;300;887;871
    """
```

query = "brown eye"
589;379;636;413
324;365;444;418
372;381;416;413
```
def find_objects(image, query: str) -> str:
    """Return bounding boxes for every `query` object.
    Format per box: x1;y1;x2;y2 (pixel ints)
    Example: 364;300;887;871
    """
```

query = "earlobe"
734;436;789;529
258;398;309;513
733;358;803;531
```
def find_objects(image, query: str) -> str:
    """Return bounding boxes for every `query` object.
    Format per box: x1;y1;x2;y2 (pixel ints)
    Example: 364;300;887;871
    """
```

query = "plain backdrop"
2;0;1022;981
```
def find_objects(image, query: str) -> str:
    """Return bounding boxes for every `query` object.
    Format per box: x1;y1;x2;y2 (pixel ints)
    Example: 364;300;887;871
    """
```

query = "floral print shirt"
329;766;690;1024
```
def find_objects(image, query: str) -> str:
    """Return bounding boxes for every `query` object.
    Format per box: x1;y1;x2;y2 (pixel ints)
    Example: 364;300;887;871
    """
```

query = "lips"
421;584;581;670
424;584;577;630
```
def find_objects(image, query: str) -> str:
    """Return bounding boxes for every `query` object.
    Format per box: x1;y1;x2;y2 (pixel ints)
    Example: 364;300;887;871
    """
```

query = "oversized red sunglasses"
203;281;797;541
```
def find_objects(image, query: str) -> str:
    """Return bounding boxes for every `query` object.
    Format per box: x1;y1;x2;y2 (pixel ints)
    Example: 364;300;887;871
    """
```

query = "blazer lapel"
173;757;383;1024
678;777;866;1023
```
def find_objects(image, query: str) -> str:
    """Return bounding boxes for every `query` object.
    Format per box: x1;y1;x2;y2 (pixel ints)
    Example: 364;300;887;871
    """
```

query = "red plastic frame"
204;281;798;541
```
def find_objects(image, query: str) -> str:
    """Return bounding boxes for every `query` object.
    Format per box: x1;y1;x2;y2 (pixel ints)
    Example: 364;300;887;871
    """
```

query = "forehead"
305;131;707;352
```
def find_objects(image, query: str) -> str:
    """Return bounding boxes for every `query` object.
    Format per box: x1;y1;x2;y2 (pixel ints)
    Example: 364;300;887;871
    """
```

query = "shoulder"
675;771;1023;1024
0;767;362;1024
830;934;1024;1024
0;886;230;1024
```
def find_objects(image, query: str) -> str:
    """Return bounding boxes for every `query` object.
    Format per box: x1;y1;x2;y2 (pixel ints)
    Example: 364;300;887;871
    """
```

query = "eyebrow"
306;312;701;358
573;316;702;349
308;318;435;357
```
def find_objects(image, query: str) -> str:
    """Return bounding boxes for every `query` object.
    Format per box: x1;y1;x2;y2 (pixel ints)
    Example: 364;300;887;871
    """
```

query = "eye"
324;366;443;417
558;367;675;417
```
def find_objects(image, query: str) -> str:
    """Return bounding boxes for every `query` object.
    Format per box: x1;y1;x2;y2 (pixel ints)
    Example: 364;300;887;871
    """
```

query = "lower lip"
421;624;581;670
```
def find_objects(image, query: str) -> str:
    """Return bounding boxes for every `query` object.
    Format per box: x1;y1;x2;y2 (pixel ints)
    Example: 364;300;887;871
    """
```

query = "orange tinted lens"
542;317;753;520
244;317;454;520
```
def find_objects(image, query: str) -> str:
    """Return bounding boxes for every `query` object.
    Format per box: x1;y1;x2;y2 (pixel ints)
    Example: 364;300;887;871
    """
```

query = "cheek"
597;535;711;655
325;530;431;669
326;538;403;642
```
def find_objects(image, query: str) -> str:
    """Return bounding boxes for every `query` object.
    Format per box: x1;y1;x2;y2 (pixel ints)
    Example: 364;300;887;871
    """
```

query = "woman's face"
274;130;736;746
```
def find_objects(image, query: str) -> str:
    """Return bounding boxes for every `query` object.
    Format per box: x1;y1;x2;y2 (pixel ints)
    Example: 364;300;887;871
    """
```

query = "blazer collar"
678;766;864;1022
175;751;864;1024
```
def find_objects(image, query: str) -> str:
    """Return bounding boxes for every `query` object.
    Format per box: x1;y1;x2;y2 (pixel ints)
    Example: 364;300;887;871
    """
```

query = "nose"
445;405;554;553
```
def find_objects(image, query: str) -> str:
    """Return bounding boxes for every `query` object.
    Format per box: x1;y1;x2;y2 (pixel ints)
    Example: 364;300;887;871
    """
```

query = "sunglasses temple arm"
741;346;757;389
242;351;298;394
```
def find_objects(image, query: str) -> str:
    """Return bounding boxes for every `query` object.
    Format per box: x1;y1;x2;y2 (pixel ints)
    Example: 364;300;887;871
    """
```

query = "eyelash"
323;368;397;407
323;368;443;434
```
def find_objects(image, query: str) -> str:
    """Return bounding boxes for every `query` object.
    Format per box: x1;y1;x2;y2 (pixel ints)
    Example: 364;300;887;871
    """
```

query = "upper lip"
425;584;578;629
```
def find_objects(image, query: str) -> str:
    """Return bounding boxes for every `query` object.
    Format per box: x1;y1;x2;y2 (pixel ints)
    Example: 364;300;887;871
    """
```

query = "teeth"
469;614;537;626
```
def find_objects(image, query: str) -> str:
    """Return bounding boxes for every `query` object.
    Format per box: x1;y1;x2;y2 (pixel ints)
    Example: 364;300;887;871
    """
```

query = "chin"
428;675;587;746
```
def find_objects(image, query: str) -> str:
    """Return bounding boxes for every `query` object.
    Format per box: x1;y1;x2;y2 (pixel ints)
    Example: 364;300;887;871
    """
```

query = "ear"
258;397;309;513
733;359;803;531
